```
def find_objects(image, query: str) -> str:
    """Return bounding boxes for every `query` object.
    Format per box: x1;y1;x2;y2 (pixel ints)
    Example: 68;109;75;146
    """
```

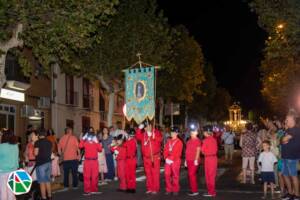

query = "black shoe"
126;189;136;193
281;194;293;200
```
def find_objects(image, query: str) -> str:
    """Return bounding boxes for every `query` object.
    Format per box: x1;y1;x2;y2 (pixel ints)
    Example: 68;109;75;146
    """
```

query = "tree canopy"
249;0;300;114
0;0;119;75
157;26;205;103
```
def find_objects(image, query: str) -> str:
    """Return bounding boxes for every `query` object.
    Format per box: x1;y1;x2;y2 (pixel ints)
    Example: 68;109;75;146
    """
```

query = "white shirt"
258;151;278;172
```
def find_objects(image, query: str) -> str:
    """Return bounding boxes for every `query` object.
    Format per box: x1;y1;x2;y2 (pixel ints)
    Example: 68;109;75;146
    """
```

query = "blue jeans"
36;162;51;183
63;160;78;188
104;153;115;180
282;159;298;177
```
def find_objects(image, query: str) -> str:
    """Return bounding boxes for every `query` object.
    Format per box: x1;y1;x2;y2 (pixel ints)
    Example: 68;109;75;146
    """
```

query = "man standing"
58;127;80;190
34;129;52;200
202;126;218;198
281;110;300;200
136;121;162;194
221;127;235;162
164;127;183;195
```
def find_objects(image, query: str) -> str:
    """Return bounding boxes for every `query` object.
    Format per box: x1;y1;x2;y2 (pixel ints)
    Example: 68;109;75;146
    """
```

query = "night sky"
158;0;267;111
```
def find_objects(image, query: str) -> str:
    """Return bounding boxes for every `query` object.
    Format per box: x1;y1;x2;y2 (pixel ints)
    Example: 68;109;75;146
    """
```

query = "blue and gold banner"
125;67;155;124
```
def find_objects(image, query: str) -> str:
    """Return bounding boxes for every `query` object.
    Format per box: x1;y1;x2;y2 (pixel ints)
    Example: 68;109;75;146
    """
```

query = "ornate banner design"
125;67;155;124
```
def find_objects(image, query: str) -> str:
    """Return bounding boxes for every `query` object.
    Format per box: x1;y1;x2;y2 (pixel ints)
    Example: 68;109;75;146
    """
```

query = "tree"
156;26;206;126
83;0;174;126
249;0;300;114
0;0;119;87
188;62;217;120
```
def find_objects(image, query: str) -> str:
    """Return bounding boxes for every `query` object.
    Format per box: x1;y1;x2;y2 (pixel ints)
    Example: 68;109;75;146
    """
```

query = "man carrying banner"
136;121;162;194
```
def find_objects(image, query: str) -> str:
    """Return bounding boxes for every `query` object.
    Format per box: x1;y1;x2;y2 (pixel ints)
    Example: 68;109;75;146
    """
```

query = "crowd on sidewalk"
239;109;300;200
0;108;300;200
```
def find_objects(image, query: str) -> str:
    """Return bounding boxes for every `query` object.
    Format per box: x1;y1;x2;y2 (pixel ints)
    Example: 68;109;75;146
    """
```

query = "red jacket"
202;136;218;156
164;138;183;161
135;128;162;157
79;140;102;159
123;137;137;158
111;145;127;160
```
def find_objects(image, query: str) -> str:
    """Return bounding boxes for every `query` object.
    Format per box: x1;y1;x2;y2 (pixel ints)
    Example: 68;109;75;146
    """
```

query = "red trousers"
117;159;127;190
143;156;160;192
125;158;137;189
83;160;99;193
164;159;181;193
187;160;199;193
204;156;217;196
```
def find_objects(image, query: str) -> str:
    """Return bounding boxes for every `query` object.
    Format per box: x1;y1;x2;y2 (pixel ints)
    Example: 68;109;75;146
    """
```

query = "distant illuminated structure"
224;102;247;131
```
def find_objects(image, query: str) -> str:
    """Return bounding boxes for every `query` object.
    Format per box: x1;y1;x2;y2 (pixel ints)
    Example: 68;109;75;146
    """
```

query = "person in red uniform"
163;126;183;195
136;121;163;194
124;128;137;193
79;129;102;196
185;125;202;196
111;134;127;192
202;125;218;197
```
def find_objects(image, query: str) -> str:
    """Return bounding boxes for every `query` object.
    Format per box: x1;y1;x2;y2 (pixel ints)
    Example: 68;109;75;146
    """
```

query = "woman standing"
47;129;60;181
25;131;39;180
240;123;259;184
0;130;19;200
101;127;115;181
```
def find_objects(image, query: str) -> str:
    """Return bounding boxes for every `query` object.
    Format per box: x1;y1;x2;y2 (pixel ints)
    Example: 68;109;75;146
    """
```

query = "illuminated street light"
277;23;284;29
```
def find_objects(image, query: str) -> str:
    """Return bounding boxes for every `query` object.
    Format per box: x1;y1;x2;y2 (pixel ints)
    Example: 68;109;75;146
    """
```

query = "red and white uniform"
202;136;218;196
136;128;163;192
124;137;137;190
111;145;127;190
79;140;102;193
163;137;183;193
185;137;202;193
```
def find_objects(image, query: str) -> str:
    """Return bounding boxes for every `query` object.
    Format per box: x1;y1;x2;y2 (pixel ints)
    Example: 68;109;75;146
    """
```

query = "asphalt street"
53;151;274;200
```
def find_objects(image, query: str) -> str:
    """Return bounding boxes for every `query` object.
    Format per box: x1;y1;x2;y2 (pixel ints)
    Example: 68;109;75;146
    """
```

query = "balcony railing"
66;90;79;106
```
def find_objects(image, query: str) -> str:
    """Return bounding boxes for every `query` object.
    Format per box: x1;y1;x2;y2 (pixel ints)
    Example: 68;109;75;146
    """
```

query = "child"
185;126;201;196
111;134;127;192
163;127;183;195
98;148;108;185
201;125;218;198
79;131;102;196
258;140;278;199
124;128;137;193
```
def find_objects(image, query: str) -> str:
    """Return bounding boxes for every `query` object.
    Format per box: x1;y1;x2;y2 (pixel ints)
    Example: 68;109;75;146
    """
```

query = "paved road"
53;151;275;200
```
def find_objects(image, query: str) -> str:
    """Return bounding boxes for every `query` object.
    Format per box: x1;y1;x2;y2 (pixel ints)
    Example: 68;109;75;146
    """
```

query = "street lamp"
277;23;284;29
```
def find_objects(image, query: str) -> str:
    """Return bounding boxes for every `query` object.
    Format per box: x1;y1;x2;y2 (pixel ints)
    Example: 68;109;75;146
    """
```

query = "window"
83;78;90;108
5;51;30;83
66;119;74;129
99;90;105;112
82;116;90;132
66;75;74;105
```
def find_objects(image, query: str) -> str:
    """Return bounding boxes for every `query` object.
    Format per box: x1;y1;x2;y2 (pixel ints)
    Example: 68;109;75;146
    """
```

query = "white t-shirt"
258;151;278;172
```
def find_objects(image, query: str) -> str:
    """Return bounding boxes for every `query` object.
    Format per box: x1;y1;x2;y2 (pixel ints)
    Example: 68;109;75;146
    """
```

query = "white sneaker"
146;191;152;194
203;193;216;197
91;191;102;195
188;192;199;196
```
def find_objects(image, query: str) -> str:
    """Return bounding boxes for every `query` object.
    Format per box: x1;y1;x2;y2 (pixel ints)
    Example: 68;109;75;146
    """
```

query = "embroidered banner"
125;67;155;124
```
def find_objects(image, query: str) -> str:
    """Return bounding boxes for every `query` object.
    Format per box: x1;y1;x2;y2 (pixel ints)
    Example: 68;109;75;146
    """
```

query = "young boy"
201;125;218;198
258;140;278;199
185;126;201;196
111;134;127;192
79;130;102;196
124;128;137;193
163;127;183;195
